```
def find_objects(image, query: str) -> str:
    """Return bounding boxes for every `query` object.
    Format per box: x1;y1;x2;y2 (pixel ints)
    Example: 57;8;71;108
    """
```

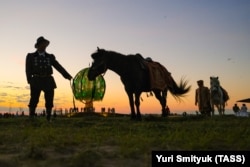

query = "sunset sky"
1;0;249;115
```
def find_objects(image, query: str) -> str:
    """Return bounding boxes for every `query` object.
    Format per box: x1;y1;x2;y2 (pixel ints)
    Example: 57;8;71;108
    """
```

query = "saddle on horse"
145;61;173;91
134;54;173;91
221;87;229;102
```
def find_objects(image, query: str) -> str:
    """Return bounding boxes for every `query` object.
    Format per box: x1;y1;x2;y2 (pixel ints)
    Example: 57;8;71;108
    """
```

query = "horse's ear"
92;47;102;59
210;77;212;79
216;77;219;79
96;47;105;53
97;47;105;52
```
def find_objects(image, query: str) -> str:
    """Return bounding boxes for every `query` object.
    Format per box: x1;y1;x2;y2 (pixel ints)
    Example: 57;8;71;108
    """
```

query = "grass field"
0;114;249;167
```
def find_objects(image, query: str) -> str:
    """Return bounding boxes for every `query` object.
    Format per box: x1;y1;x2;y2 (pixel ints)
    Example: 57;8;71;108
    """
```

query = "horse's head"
210;76;220;86
88;47;108;81
210;76;221;94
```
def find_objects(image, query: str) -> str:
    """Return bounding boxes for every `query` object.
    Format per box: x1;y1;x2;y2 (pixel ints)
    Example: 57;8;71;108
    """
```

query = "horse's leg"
162;90;168;116
222;103;225;115
217;104;222;115
134;92;142;120
127;92;136;119
211;102;215;116
153;89;167;117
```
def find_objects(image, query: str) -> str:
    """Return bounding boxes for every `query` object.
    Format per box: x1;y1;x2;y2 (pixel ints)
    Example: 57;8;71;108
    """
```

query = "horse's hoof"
130;116;142;121
130;115;136;120
136;116;142;121
161;113;168;117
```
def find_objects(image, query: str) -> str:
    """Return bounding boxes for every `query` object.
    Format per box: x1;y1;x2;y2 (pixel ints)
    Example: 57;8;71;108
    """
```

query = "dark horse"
88;48;191;120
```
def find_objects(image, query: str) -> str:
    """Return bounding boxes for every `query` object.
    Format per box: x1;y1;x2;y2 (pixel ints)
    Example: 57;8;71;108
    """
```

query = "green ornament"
71;68;106;102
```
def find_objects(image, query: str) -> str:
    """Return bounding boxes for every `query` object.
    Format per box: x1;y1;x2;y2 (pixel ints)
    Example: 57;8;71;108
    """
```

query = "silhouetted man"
195;80;211;116
26;36;72;121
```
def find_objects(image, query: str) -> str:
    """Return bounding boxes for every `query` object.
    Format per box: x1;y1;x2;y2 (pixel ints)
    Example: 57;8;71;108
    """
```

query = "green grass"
0;114;249;167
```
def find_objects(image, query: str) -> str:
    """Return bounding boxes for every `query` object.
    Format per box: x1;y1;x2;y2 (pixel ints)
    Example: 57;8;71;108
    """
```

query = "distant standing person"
232;104;240;114
195;80;211;116
26;36;72;121
240;104;248;112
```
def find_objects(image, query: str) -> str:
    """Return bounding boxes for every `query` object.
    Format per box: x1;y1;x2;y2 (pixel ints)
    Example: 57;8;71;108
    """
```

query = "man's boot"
46;108;52;122
29;107;36;119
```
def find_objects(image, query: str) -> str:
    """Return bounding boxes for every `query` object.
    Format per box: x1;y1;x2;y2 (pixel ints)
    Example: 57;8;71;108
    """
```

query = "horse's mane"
106;50;125;57
106;50;137;67
107;50;143;62
96;48;140;59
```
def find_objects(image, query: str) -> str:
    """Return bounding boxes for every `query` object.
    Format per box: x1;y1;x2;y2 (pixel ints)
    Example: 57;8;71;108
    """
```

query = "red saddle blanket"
145;61;173;91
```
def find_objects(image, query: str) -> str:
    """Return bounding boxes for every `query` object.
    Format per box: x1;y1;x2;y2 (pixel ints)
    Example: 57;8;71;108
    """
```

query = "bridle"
210;83;222;98
91;60;108;77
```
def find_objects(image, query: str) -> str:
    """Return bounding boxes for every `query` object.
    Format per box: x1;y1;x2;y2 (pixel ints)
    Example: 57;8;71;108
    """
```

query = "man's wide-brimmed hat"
34;36;50;48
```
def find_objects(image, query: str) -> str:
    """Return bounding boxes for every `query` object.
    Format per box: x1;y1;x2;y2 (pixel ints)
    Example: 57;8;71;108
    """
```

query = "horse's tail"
168;76;191;101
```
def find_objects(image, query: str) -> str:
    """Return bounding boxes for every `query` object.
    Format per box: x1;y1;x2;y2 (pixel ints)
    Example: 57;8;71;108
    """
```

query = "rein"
101;64;107;77
70;79;77;113
94;60;108;77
